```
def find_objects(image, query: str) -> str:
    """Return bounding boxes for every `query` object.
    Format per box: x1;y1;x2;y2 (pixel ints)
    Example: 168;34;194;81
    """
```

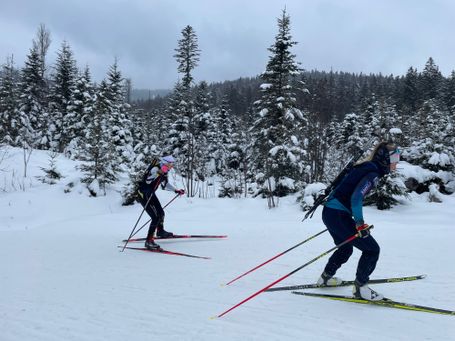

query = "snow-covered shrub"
364;172;408;210
299;182;326;211
428;184;443;203
36;152;62;185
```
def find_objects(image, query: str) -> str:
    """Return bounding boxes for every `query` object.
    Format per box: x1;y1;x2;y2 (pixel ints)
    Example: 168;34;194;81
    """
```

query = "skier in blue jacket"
137;155;185;250
316;142;400;301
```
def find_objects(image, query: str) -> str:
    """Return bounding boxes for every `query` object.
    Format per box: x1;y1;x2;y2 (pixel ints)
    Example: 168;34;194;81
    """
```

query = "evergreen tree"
106;61;134;166
337;113;365;155
79;80;120;196
66;66;95;158
443;70;455;114
403;99;454;173
251;9;306;205
193;81;217;197
419;57;444;102
166;25;201;197
360;94;381;138
174;25;200;91
48;41;78;152
0;56;19;145
401;67;420;115
364;171;408;210
17;45;48;150
219;99;249;198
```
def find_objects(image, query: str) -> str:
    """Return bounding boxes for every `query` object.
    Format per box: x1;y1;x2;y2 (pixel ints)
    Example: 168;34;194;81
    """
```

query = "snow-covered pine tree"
222;112;248;198
165;81;187;161
166;25;201;197
36;151;62;185
215;97;238;197
364;170;408;210
337;112;365;155
301;110;324;184
401;67;420;114
193;81;217;197
106;61;133;167
17;45;48;150
443;70;455;114
419;57;444;103
48;41;78;152
402;99;454;196
79;80;121;196
0;56;19;145
360;94;382;138
251;9;305;206
404;99;454;172
66;66;95;158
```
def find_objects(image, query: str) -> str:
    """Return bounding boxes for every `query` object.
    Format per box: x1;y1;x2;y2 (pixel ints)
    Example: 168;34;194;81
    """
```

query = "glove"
356;223;370;238
175;189;185;196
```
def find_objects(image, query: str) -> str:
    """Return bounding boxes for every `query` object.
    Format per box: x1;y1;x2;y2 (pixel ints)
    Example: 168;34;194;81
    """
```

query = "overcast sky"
1;0;454;89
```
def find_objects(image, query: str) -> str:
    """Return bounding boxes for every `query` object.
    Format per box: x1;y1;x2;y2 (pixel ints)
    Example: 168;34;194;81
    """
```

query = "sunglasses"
389;149;400;164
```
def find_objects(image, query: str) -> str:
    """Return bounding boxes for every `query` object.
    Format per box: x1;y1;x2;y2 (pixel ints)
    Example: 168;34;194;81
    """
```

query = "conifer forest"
1;11;454;210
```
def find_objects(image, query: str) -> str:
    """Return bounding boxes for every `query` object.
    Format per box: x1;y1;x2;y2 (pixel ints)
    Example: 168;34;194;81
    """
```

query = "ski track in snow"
0;148;454;341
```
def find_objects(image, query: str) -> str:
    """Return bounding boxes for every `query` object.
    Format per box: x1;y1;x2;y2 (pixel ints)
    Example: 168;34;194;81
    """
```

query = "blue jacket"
325;161;385;225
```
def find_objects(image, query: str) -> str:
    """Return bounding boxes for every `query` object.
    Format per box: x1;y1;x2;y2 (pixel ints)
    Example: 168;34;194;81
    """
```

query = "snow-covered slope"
1;147;454;341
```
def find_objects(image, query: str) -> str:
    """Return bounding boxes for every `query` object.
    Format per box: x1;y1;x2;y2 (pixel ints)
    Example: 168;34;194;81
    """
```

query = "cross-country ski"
292;291;455;316
266;274;426;292
122;234;228;243
118;245;211;259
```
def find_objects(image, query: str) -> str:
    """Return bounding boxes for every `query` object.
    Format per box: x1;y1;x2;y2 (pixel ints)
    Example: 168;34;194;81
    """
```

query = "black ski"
266;274;426;292
118;245;210;259
122;234;227;243
292;291;455;316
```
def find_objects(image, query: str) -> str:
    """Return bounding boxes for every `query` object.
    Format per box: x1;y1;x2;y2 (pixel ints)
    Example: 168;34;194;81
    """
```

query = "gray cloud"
1;0;454;89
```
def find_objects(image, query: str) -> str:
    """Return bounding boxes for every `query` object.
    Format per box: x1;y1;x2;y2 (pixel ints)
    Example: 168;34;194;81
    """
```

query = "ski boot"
144;238;161;251
353;280;384;301
156;228;174;238
317;271;343;286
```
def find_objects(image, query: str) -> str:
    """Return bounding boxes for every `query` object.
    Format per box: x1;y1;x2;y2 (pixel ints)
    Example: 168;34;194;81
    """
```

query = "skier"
137;155;185;250
316;141;400;301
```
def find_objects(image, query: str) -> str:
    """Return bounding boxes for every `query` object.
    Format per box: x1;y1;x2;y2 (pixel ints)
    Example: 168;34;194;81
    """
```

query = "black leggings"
139;193;164;239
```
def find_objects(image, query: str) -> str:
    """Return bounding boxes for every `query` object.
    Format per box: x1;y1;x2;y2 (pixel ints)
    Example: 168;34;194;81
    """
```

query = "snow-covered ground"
1;146;454;341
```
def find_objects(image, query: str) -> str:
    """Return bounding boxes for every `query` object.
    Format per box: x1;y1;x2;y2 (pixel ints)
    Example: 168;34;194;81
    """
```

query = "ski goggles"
389;148;400;164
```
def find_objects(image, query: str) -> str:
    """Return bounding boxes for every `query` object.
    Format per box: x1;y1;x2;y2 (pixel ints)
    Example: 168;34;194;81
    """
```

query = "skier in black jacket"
316;142;400;301
138;155;185;250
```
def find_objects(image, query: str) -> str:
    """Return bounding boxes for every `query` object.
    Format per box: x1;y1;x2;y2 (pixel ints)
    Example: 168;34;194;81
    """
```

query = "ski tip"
220;283;226;287
209;315;218;320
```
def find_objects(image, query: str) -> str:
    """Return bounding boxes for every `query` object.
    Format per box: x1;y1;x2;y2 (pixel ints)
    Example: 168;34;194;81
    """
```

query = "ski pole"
163;193;181;209
121;172;168;249
212;224;373;319
120;192;156;252
223;228;328;286
128;193;181;240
